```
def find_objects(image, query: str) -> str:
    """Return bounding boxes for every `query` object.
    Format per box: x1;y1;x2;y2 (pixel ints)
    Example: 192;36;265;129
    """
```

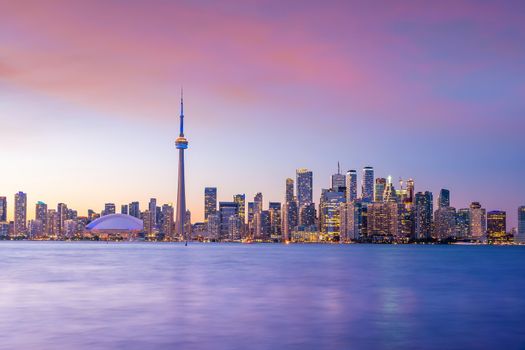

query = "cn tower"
175;89;188;240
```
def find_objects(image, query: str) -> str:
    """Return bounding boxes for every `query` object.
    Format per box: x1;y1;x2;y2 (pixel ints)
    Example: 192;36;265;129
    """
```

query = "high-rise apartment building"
414;191;433;239
296;168;313;207
434;206;456;239
487;210;506;243
14;191;27;237
129;201;140;218
469;202;486;239
233;194;246;224
204;187;217;221
438;189;450;208
104;203;116;216
345;170;357;203
518;206;525;243
374;178;386;203
361;167;374;203
121;204;128;215
35;201;48;236
0;196;6;222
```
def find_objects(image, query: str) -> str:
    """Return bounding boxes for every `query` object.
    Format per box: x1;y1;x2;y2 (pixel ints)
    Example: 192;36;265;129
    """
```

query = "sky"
0;0;524;226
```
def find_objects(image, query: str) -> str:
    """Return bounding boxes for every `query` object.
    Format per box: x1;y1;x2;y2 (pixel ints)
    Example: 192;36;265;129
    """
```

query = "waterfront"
1;242;524;350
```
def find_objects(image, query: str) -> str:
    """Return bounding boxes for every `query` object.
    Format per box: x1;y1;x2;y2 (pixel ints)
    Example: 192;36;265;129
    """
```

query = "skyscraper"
175;89;189;240
0;196;6;222
374;178;387;203
121;204;128;215
434;206;456;240
148;198;157;227
517;206;525;243
469;202;486;239
161;204;174;238
204;187;217;221
345;170;357;203
296;168;313;207
57;203;68;237
487;210;506;243
406;179;415;204
233;194;246;224
331;162;345;191
129;201;140;218
456;208;470;238
362;166;374;203
268;202;281;239
35;201;48;236
219;201;238;240
104;203;116;216
285;178;294;203
414;191;433;239
319;189;345;240
438;189;450;208
14;191;27;236
254;192;263;213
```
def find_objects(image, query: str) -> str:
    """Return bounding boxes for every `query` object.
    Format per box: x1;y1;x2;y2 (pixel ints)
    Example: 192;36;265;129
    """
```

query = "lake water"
0;242;524;350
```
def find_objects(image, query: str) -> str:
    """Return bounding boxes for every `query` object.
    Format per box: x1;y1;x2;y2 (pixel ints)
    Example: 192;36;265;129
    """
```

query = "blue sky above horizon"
0;0;524;225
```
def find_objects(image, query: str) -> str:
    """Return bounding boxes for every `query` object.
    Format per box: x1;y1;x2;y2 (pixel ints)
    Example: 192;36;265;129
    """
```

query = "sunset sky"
0;0;524;225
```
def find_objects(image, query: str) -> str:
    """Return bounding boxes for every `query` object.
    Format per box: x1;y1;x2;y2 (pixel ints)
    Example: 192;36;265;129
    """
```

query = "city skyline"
1;0;524;225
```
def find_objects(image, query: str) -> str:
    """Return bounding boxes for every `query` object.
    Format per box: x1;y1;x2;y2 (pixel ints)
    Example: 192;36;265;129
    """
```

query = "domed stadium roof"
86;214;143;232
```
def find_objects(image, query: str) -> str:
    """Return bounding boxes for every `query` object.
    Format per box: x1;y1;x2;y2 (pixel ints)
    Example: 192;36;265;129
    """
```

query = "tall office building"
374;178;386;203
104;203;116;216
367;202;400;239
121;204;128;215
405;179;415;204
35;201;48;236
161;204;174;238
469;202;486;239
14;191;27;236
361;167;374;203
175;89;189;239
456;208;470;238
296;168;313;207
268;202;281;239
254;192;263;213
434;206;456;240
148;198;157;227
345;170;357;203
129;202;140;218
319;189;345;240
207;213;220;240
0;196;6;222
383;177;398;203
414;191;433;239
233;194;246;224
299;202;316;227
219;202;238;240
282;200;298;241
57;203;68;237
340;201;362;241
331;163;345;191
254;210;271;240
517;206;525;243
204;187;217;221
487;210;506;242
285;178;294;203
438;189;450;208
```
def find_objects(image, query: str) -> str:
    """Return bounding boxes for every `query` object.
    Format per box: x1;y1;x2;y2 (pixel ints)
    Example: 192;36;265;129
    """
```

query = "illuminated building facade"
518;206;525;243
345;170;357;203
414;191;433;239
204;187;217;221
0;196;6;222
487;210;507;243
374;178;386;203
319;189;345;240
469;202;486;239
296;168;313;207
268;202;281;240
433;206;456;240
14;191;27;237
362;167;374;203
233;194;246;224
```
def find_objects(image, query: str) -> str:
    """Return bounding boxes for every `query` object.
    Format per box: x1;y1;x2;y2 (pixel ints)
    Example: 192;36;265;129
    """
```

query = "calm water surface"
1;242;524;350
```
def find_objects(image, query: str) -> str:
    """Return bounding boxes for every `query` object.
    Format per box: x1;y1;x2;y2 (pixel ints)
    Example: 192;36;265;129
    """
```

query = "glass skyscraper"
296;168;313;207
345;170;357;203
204;187;217;221
361;166;374;203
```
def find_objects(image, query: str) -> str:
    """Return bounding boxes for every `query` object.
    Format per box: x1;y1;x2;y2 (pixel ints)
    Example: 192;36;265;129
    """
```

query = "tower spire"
179;86;184;137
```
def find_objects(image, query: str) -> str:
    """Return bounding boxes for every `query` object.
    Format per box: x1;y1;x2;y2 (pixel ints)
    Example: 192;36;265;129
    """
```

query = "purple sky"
0;0;524;225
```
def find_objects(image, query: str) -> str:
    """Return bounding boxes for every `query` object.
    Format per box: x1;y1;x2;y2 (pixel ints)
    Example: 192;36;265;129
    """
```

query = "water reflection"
0;242;524;349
